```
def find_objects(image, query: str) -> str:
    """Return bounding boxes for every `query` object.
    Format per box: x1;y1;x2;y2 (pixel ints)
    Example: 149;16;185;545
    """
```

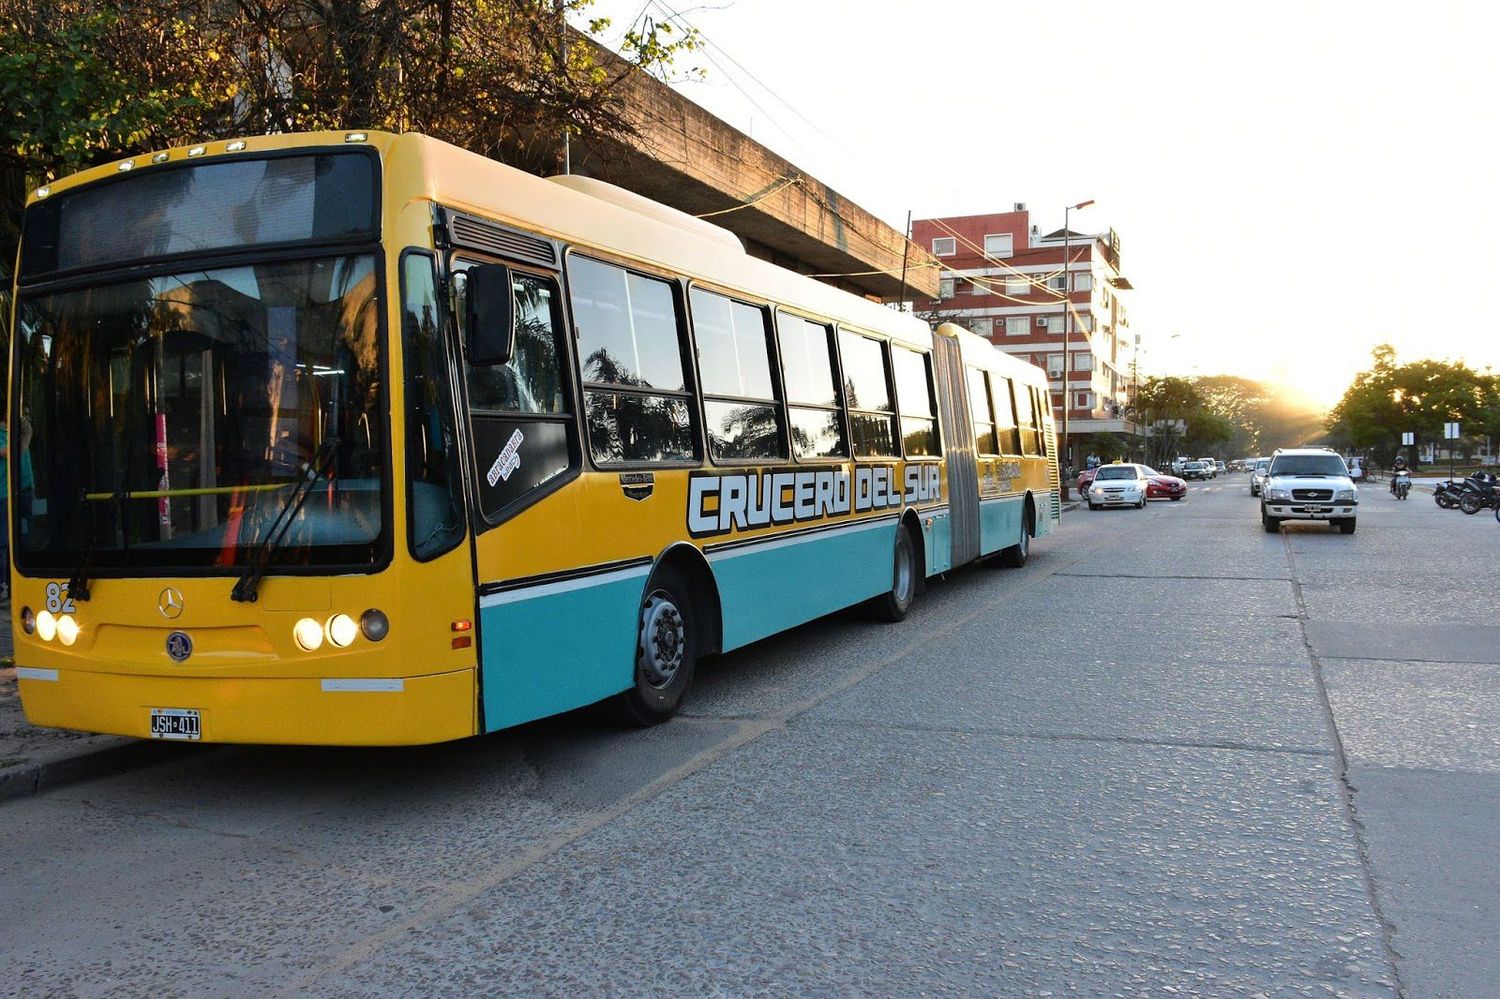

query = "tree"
1129;376;1203;466
1;0;701;352
1326;344;1497;468
1083;432;1125;463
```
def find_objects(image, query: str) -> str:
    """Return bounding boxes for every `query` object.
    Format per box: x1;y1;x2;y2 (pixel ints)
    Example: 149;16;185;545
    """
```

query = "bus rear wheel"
614;567;698;726
870;523;918;622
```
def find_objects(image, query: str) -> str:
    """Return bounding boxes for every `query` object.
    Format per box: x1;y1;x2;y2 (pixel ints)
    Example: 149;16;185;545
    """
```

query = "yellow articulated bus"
9;131;1059;745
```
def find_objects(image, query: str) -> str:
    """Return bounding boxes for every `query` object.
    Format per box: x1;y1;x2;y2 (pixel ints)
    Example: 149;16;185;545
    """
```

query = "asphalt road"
2;479;1496;996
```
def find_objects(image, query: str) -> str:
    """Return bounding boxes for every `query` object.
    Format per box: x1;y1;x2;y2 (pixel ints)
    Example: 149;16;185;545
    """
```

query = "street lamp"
1132;334;1142;461
1136;332;1180;464
1059;199;1094;500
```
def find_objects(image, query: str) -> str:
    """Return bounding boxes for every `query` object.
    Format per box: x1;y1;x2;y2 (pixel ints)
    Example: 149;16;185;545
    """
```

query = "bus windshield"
13;253;388;573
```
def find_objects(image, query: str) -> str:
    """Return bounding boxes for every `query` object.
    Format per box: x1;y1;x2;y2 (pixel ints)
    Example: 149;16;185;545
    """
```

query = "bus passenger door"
450;259;587;731
399;251;483;741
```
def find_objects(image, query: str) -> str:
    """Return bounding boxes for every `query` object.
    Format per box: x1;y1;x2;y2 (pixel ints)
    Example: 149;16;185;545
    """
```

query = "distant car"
1215;460;1226;475
1197;458;1218;479
1181;460;1211;481
1140;466;1187;501
1088;464;1147;509
1076;468;1098;494
1249;457;1271;495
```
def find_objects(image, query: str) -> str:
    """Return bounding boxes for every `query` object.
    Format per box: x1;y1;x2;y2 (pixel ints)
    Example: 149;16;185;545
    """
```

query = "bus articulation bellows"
9;131;1059;745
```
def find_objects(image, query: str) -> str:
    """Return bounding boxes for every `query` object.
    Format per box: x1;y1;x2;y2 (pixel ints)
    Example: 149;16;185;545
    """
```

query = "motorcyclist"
1390;455;1409;496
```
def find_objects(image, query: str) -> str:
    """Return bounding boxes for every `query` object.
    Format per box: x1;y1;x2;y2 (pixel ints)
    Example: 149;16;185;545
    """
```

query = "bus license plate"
149;708;201;741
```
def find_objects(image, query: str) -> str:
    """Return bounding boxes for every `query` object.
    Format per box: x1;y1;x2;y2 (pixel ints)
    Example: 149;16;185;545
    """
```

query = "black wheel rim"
638;591;686;689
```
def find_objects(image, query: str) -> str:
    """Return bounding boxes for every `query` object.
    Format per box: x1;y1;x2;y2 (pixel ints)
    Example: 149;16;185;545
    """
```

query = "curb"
0;739;193;805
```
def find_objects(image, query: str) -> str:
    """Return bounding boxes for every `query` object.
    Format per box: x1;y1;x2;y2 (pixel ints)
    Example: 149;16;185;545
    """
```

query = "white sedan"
1087;464;1148;509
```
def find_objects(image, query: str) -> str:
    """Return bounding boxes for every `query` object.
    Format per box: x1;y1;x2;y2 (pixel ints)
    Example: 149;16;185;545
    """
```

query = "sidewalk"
0;604;161;802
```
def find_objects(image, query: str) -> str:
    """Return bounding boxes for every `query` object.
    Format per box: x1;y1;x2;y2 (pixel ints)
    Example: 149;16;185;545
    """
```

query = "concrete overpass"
570;40;939;303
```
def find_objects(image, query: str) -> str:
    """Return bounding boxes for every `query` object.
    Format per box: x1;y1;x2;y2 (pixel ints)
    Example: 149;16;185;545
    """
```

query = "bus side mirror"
464;264;516;366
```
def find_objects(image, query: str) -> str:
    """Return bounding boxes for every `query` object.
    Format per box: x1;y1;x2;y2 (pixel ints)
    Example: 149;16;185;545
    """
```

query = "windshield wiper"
230;437;340;603
65;485;128;603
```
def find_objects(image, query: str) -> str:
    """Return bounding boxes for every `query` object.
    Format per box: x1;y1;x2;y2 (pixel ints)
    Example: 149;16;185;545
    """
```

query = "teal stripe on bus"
478;565;648;731
978;495;1025;556
924;509;953;574
710;518;897;652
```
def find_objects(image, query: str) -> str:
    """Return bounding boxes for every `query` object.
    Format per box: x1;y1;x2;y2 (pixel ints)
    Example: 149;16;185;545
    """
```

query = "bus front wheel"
871;523;918;623
615;567;698;726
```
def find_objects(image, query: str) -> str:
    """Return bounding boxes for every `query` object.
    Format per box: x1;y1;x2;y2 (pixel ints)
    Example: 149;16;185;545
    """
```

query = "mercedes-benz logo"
159;587;185;620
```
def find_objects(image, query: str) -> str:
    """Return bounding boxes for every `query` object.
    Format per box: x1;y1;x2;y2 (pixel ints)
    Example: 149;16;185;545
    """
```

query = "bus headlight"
36;610;57;642
293;617;324;651
20;606;36;635
326;613;358;648
57;615;80;647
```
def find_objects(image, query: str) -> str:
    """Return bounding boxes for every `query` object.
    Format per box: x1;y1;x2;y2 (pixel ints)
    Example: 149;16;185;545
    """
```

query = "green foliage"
0;1;701;249
1190;374;1323;456
1128;374;1315;464
1326;344;1499;467
1083;432;1126;462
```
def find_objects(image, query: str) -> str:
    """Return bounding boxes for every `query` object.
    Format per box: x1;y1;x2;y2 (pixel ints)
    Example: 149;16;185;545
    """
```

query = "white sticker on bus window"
486;429;525;486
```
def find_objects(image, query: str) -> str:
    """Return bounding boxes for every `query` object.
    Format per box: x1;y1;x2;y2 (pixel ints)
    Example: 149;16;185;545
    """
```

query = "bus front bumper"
16;666;477;746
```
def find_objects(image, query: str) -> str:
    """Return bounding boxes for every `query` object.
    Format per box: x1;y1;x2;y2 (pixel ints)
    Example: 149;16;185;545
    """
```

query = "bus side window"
1014;380;1039;456
400;253;466;560
569;256;697;464
968;367;998;456
891;347;940;457
994;374;1021;455
838;330;898;458
777;314;846;461
455;263;577;521
691;289;786;461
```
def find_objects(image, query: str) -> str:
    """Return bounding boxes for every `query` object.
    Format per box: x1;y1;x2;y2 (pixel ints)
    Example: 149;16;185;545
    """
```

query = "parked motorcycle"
1459;474;1499;515
1434;479;1464;508
1391;469;1411;500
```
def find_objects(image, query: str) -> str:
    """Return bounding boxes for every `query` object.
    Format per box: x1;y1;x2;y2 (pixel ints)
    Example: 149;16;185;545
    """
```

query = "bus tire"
614;566;698;726
871;523;918;622
998;508;1031;568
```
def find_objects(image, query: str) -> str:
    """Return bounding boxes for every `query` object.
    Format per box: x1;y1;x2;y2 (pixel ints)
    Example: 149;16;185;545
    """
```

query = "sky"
572;0;1500;410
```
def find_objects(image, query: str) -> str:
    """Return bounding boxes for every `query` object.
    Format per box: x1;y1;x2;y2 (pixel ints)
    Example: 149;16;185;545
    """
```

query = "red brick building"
911;207;1137;476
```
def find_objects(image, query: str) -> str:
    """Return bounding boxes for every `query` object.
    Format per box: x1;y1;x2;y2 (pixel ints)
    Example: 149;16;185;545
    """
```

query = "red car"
1141;465;1187;501
1076;468;1098;494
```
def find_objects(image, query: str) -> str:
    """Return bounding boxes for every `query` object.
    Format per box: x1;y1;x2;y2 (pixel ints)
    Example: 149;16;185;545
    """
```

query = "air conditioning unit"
1014;202;1027;212
1036;316;1047;327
